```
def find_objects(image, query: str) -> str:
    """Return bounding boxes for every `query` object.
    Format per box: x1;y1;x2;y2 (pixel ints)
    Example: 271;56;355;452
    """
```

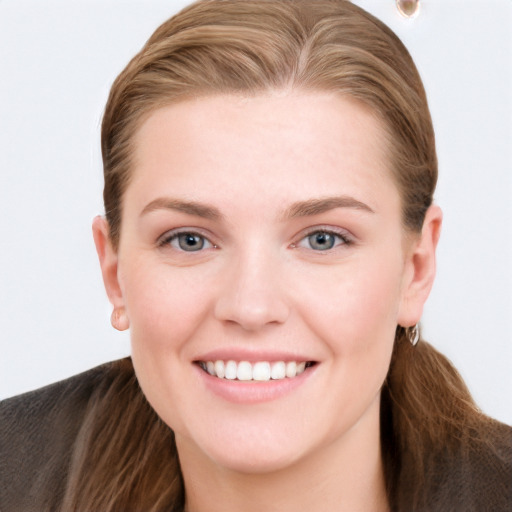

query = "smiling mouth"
196;360;316;381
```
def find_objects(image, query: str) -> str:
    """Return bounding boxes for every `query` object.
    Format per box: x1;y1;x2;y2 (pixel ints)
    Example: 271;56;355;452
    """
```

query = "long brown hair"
64;1;506;510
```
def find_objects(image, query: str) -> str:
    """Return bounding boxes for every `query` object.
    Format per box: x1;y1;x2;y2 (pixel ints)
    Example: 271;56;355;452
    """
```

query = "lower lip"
195;365;316;404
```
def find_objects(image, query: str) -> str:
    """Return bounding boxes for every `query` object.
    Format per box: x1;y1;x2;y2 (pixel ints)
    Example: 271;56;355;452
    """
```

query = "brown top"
1;359;511;512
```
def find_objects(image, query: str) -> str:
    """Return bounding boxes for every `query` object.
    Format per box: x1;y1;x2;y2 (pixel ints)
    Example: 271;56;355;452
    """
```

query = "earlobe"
398;205;443;327
111;306;130;331
92;216;129;329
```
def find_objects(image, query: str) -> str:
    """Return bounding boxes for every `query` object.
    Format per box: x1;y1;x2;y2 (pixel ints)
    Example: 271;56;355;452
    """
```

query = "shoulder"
0;358;132;512
467;420;512;510
431;420;512;512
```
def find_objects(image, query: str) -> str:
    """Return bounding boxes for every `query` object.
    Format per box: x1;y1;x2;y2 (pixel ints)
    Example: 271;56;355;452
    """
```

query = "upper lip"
193;349;317;363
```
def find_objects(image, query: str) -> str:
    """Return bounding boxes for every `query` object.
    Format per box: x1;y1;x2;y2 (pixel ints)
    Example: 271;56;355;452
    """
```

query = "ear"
92;216;129;330
397;205;442;327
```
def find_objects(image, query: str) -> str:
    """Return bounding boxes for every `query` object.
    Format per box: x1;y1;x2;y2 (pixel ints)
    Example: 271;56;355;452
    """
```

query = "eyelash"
158;226;352;254
292;227;353;252
158;229;216;252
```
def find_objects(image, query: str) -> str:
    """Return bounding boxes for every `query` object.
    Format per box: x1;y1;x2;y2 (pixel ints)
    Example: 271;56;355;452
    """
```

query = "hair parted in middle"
102;0;437;251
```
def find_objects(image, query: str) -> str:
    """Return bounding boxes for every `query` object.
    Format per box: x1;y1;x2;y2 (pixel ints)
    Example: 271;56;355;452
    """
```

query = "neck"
178;395;389;512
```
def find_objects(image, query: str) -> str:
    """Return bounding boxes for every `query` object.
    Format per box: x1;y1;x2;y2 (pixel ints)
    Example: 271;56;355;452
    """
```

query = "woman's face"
98;91;429;473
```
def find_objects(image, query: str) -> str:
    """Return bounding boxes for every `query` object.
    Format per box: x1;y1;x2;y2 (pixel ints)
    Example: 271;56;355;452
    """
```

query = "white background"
1;0;511;425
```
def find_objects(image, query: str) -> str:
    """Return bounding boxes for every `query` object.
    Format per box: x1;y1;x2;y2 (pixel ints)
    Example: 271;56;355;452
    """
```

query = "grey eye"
177;233;205;251
160;230;214;252
307;231;336;250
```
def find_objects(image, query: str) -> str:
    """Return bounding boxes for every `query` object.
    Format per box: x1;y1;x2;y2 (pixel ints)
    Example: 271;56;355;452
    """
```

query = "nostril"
214;296;290;331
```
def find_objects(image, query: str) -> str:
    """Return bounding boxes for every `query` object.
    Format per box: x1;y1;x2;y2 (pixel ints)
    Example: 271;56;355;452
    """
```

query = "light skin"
93;91;442;512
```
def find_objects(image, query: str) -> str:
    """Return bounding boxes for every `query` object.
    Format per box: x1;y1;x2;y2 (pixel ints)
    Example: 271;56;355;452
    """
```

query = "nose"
214;249;290;331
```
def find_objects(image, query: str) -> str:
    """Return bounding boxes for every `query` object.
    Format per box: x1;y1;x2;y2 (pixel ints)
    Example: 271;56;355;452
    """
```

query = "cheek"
120;262;214;432
121;261;212;354
294;254;403;354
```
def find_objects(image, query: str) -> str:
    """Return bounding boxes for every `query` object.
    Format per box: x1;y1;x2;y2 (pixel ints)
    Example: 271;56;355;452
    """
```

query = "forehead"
128;91;398;216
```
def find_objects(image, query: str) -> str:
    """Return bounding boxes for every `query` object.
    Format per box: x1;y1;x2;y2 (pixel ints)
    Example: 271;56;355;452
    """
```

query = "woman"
1;1;510;511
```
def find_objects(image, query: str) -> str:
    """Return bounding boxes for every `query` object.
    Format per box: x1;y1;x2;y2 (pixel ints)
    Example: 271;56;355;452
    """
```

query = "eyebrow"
140;195;374;221
140;198;223;220
282;196;375;219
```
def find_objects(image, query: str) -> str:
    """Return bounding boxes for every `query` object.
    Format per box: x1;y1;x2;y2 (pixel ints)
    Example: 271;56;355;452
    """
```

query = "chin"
176;417;316;476
204;442;305;475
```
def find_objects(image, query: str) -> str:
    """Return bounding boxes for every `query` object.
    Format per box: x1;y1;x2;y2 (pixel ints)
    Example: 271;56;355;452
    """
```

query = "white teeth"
285;361;297;378
214;360;225;378
200;359;312;381
225;360;237;380
253;362;271;381
270;361;286;380
237;361;252;381
206;361;215;376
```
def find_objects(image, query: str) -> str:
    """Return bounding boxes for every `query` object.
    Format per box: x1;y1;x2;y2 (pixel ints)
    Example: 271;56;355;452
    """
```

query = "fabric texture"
1;358;511;511
0;363;115;511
